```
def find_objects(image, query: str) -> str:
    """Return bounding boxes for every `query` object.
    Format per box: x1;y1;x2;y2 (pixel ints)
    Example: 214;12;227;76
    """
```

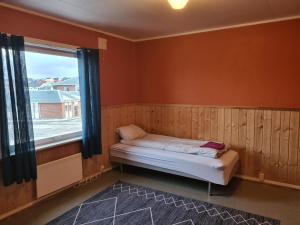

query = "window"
25;42;82;148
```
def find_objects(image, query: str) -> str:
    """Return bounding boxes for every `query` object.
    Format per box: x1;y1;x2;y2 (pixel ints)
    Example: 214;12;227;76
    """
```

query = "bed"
109;125;239;195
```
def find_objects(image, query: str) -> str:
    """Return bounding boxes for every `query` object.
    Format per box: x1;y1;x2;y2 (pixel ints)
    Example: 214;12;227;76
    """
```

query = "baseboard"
235;174;300;191
0;166;113;221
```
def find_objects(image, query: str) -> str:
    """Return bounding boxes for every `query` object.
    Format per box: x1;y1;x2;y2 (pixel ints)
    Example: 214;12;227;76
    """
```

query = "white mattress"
110;143;239;185
121;134;227;158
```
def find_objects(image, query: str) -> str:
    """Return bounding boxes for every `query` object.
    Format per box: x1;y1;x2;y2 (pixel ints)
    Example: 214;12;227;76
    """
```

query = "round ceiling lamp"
168;0;189;10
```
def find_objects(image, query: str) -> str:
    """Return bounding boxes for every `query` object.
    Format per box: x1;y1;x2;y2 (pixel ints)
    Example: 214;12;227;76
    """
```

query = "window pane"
25;50;82;146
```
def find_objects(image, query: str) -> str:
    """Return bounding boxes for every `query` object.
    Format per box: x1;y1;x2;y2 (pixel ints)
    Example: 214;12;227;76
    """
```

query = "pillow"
116;124;147;141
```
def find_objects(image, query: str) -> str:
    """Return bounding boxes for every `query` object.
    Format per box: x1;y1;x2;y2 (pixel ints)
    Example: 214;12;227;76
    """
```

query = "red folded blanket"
201;141;225;150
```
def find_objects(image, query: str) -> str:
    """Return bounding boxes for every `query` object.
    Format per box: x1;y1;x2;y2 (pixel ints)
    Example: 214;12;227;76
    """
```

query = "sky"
25;51;79;79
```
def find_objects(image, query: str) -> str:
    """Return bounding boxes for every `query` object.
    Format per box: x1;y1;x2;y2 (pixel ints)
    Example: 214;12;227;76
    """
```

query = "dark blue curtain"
77;48;102;159
0;33;37;186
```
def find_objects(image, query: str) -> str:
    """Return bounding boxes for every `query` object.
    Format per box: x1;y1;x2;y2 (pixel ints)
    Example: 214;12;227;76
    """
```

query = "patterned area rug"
46;181;280;225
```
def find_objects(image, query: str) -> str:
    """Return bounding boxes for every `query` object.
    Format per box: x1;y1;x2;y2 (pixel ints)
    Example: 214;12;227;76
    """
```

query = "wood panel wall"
135;104;300;186
1;103;300;217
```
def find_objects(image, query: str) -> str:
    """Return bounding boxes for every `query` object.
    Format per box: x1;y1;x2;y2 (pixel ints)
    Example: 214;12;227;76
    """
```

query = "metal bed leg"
208;182;212;196
120;163;123;174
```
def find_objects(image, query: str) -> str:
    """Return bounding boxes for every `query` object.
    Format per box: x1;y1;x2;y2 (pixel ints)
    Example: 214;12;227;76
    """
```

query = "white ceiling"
2;0;300;40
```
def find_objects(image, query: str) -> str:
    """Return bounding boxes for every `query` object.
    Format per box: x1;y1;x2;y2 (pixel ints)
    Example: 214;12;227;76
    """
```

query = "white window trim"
35;131;82;151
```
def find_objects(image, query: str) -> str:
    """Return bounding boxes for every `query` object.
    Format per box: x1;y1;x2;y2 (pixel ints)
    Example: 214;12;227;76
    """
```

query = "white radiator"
36;153;83;198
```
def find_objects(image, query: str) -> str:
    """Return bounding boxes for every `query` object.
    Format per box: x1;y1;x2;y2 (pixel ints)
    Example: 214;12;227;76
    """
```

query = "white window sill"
36;137;82;151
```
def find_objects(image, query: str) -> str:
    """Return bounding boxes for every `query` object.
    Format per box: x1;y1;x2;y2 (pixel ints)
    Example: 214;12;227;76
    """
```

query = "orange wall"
2;5;300;109
0;6;137;106
137;19;300;109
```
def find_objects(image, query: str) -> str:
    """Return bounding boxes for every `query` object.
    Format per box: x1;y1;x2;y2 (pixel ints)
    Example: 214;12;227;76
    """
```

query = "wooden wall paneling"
168;105;176;136
163;105;169;135
159;105;165;134
152;105;158;133
36;142;81;165
217;108;225;142
198;107;205;140
110;106;119;149
156;105;163;135
146;105;152;132
262;110;272;180
174;106;181;137
149;105;156;133
191;106;199;139
101;107;109;148
152;105;160;134
270;111;281;181
126;105;136;125
102;107;113;166
231;109;239;150
123;105;132;125
182;106;192;138
279;111;291;183
224;109;232;147
143;105;150;131
298;116;300;184
204;108;211;140
123;105;130;124
135;105;143;130
82;155;102;177
246;110;255;177
135;105;142;128
143;106;152;132
120;105;128;125
160;105;167;135
109;103;300;186
0;177;35;215
175;106;183;137
288;111;299;184
143;105;151;132
231;109;240;171
178;106;187;137
238;109;247;174
111;107;120;144
158;105;164;134
210;108;218;141
163;105;170;135
253;110;264;177
133;104;300;186
161;105;168;135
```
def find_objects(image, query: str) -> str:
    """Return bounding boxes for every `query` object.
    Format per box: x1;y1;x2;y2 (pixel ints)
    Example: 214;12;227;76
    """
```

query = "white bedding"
121;134;227;158
110;143;239;185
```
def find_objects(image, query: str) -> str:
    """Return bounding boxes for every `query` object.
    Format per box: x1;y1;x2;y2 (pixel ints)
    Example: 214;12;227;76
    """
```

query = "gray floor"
1;166;299;225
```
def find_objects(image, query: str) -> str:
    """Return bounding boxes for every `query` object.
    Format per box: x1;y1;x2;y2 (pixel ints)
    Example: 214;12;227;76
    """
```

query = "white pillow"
116;124;147;141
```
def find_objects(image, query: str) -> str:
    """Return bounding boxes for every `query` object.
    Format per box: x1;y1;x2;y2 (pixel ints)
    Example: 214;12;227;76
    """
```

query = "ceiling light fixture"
168;0;189;10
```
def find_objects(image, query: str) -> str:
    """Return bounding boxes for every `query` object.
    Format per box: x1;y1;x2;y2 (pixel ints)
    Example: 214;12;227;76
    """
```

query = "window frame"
24;39;82;151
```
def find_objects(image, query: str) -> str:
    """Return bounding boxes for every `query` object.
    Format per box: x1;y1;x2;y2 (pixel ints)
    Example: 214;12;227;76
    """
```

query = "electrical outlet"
259;172;265;182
